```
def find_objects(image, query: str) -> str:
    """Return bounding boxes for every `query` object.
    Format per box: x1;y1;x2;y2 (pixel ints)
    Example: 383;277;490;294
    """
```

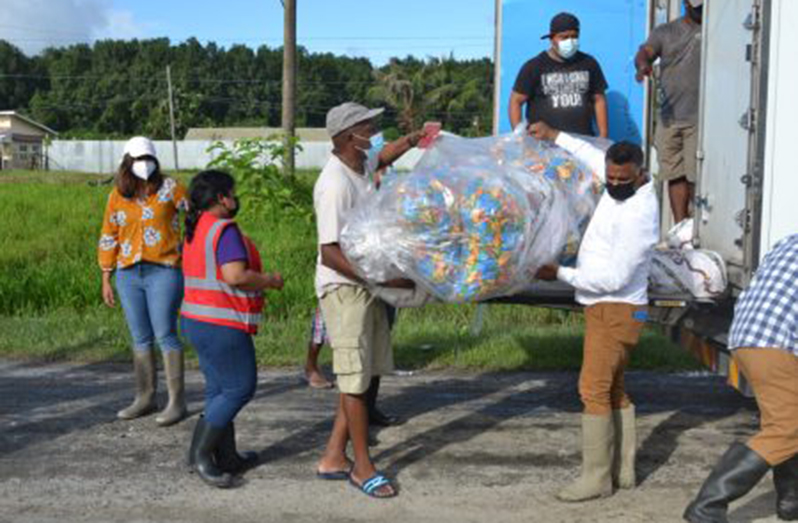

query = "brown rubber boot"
155;350;187;426
613;405;637;489
557;414;615;502
117;350;157;420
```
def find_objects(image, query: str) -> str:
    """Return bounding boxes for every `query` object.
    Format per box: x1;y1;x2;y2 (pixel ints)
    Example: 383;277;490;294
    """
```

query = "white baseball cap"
687;0;703;7
326;102;384;138
123;136;157;159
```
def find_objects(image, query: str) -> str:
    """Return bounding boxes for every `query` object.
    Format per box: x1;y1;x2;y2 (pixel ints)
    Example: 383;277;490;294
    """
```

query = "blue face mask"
557;38;579;60
355;132;385;173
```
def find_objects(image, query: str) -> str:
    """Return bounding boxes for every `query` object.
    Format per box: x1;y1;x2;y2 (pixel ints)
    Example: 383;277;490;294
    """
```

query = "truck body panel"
694;0;753;284
759;0;798;254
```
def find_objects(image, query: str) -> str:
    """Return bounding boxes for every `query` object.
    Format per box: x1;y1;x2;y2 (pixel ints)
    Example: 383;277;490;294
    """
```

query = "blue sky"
1;0;496;64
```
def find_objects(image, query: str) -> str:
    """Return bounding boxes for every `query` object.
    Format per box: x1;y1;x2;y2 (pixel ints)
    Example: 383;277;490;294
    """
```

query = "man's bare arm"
320;243;364;284
634;45;657;83
509;90;529;129
594;93;609;138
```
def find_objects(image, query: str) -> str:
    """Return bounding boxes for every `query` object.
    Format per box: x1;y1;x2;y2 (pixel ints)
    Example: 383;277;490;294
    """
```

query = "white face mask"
557;38;579;60
354;132;385;173
131;160;156;180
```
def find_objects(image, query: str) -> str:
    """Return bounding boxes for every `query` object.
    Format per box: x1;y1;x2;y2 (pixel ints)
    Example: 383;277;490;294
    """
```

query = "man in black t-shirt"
509;12;609;137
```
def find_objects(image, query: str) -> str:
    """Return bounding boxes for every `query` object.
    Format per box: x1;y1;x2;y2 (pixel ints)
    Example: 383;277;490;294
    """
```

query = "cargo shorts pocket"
332;339;365;376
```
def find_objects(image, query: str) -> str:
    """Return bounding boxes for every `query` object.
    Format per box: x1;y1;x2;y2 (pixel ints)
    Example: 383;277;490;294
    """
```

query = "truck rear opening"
492;0;798;394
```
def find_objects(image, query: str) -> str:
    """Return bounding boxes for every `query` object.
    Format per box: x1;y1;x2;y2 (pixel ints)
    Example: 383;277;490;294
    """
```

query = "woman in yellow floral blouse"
98;136;188;427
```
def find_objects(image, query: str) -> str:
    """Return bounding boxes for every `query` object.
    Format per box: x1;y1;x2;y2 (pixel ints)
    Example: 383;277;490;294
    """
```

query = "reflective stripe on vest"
184;276;259;300
183;216;262;330
204;220;226;279
181;302;262;326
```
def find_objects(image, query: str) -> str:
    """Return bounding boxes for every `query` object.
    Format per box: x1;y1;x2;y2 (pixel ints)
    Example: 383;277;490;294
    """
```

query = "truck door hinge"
740;173;762;189
744;3;761;30
735;209;752;232
739;108;756;131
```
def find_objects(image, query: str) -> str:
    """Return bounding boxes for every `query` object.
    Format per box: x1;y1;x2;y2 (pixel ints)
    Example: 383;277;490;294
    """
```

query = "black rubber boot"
775;454;798;521
189;417;234;488
186;414;204;469
215;422;258;474
366;376;400;427
684;443;770;523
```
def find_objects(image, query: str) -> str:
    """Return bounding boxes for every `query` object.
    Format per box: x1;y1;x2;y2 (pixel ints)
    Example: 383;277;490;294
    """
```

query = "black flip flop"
316;469;350;481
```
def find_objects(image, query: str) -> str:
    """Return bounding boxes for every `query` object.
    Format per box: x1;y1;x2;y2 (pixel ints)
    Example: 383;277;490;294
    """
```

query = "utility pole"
282;0;297;178
166;65;179;171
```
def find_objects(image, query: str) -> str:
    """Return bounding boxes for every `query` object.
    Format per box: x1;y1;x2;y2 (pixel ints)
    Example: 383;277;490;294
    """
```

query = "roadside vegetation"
0;167;698;371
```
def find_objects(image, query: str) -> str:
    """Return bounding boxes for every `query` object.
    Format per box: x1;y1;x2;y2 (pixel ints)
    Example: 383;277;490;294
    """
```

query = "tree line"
0;39;494;140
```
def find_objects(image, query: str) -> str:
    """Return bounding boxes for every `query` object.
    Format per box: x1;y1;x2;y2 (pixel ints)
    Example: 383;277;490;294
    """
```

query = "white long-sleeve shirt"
553;132;660;306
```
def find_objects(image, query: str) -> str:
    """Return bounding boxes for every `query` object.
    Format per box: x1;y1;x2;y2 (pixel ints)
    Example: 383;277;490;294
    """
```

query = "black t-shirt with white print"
513;51;608;136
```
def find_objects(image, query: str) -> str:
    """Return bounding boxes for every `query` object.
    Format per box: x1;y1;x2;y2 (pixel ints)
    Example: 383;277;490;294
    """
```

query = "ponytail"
184;206;202;243
185;170;236;244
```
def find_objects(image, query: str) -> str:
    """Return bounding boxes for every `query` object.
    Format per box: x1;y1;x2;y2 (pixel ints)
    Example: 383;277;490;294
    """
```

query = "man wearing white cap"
635;0;704;224
313;102;427;498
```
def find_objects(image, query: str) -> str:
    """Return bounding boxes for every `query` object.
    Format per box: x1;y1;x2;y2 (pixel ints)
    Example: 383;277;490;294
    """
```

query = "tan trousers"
580;303;647;416
319;285;393;395
734;348;798;466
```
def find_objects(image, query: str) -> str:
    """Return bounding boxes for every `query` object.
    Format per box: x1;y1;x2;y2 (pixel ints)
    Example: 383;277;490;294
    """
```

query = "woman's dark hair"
115;154;164;199
185;169;236;243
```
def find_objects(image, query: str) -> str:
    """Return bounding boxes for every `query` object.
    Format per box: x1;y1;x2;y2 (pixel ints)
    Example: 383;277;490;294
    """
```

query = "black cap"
541;12;580;39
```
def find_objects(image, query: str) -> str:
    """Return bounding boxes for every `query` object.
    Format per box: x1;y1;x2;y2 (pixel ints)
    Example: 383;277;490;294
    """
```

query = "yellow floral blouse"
98;177;188;271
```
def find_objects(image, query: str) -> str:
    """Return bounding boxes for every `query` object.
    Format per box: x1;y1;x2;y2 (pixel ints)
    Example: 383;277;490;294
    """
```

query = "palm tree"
368;56;493;136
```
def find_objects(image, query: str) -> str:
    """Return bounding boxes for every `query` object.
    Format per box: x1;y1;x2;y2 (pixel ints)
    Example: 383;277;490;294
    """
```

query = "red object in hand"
418;121;442;149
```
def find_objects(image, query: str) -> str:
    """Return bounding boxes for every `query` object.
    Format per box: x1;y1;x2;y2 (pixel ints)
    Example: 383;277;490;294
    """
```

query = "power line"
27;99;490;119
4;36;491;54
0;73;489;85
0;24;491;41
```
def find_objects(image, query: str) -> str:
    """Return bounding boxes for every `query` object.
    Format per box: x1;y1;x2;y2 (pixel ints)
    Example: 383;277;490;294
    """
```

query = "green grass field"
0;169;698;372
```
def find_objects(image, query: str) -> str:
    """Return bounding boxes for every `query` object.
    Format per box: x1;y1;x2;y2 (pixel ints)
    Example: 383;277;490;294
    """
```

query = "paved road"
0;360;781;523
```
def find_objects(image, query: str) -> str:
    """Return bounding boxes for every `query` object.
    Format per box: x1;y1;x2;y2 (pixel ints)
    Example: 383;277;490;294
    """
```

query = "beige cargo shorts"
319;285;393;395
654;122;698;183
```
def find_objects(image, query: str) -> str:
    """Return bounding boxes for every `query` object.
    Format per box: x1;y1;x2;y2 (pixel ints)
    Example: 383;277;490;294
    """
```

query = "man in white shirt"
531;121;659;502
314;102;423;499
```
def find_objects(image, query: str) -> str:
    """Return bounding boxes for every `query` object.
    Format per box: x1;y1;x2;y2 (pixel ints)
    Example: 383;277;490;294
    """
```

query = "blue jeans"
181;317;257;428
115;263;184;353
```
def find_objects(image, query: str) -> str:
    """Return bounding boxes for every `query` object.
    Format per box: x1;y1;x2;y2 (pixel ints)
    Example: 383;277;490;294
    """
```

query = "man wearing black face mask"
635;0;703;224
532;121;659;503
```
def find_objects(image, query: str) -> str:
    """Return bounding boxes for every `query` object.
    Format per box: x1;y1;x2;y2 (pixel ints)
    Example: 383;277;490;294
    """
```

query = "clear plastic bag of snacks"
341;128;605;303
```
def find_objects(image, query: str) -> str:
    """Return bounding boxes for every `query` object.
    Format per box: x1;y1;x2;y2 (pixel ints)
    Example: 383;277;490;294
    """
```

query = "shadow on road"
253;373;536;468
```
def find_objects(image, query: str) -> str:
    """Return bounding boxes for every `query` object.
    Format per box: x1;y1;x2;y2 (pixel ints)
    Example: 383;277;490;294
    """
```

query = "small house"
0;111;58;170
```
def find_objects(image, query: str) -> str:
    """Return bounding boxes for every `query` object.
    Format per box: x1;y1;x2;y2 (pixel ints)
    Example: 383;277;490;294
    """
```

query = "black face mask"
607;181;637;202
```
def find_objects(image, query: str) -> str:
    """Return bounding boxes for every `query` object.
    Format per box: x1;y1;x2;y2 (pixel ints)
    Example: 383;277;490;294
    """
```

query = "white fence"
46;139;424;174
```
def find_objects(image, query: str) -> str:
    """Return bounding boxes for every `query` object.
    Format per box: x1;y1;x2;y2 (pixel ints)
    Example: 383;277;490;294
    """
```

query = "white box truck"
493;0;798;392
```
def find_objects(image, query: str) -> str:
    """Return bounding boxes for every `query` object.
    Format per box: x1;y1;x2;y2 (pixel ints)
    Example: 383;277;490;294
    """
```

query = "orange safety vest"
181;212;264;334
